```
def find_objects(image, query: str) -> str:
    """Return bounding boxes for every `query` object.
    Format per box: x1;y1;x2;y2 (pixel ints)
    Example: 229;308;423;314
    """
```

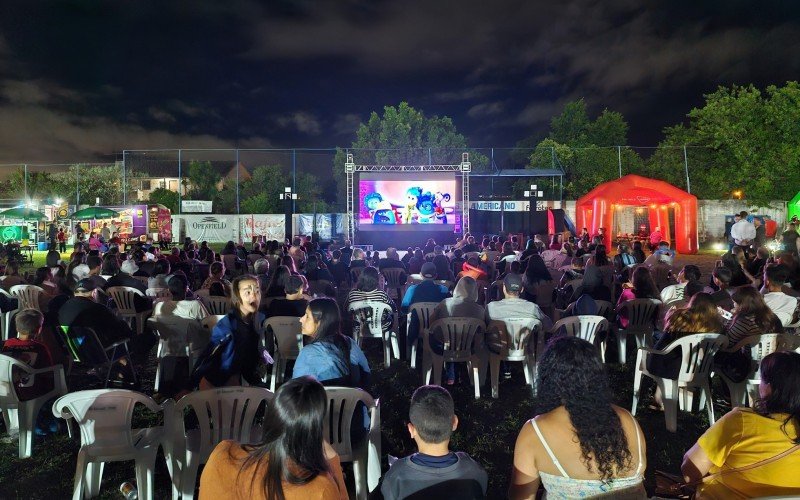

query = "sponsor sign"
181;200;213;213
242;214;285;241
183;215;238;242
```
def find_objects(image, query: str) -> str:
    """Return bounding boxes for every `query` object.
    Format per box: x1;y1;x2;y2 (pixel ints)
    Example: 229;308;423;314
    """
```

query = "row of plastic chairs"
49;385;379;499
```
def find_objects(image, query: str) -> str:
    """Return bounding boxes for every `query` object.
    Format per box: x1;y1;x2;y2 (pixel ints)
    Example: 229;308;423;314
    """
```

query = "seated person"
264;275;308;318
381;385;488;500
153;274;209;321
486;273;552;331
682;351;800;498
199;376;347;499
401;262;450;348
762;263;799;326
1;309;54;402
660;265;701;304
104;259;153;313
709;267;735;311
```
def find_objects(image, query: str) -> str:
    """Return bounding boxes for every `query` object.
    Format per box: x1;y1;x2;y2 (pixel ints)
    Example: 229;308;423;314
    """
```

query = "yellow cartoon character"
403;187;422;224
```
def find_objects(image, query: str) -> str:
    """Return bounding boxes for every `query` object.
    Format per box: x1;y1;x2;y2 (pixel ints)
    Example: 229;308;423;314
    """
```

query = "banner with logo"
296;214;344;240
182;215;238;242
181;200;213;213
241;214;285;241
469;200;563;212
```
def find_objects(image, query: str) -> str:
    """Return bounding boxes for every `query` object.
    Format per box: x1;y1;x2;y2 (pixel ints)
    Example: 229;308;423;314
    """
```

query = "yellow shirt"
696;408;800;499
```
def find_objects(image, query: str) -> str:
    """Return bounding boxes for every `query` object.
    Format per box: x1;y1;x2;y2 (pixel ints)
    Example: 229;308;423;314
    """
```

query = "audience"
762;263;798;326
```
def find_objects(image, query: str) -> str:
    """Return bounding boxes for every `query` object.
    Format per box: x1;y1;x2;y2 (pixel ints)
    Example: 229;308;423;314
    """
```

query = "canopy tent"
0;207;47;220
576;174;698;254
788;192;800;222
70;207;121;220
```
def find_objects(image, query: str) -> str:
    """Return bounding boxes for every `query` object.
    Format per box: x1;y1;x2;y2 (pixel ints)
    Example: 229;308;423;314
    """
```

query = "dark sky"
0;0;798;163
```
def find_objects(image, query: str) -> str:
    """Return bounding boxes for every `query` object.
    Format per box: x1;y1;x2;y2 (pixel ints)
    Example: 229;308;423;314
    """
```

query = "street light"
524;184;545;235
279;187;298;243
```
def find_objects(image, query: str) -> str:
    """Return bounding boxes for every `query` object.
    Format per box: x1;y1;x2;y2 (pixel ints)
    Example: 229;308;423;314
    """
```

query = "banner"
469;200;563;212
182;215;238;242
296;214;343;240
241;214;285;241
181;200;213;213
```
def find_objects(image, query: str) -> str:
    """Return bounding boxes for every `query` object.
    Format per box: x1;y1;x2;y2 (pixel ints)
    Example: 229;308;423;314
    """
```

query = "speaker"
549;209;566;233
529;210;548;235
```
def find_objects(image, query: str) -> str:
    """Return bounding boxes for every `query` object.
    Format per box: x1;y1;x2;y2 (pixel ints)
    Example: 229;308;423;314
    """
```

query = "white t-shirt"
730;220;757;245
763;292;798;326
153;299;208;321
660;282;687;304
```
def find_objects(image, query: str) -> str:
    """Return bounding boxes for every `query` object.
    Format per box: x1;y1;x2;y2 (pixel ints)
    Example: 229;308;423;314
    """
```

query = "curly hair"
535;336;632;482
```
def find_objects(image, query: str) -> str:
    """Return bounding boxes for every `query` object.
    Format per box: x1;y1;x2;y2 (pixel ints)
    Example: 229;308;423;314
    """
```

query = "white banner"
241;214;285;241
182;215;238;242
469;200;563;212
181;200;213;213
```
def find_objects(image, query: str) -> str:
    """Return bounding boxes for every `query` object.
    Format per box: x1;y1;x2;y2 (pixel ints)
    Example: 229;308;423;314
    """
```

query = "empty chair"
52;389;173;500
348;300;400;367
149;317;209;393
106;286;152;335
0;354;68;458
170;386;274;499
199;295;231;316
59;326;136;388
323;386;381;500
632;333;727;432
9;284;44;311
406;301;439;372
262;316;303;391
426;317;488;399
550;315;610;362
486;318;541;398
616;298;661;363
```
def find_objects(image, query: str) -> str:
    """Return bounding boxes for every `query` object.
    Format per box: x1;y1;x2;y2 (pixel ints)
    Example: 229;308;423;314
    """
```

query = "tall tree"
332;102;488;209
185;161;221;201
148;187;179;213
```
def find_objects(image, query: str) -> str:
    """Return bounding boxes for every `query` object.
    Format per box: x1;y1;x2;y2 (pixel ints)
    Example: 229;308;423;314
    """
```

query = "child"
1;309;54;402
381;385;487;499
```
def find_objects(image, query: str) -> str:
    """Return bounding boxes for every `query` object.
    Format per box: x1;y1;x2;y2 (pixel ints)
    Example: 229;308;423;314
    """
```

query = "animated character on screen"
433;192;452;223
403;187;423;224
373;201;400;224
416;191;439;223
364;192;383;219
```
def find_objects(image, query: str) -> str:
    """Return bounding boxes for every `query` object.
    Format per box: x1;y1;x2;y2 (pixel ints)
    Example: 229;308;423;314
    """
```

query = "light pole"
524;184;545;236
279;187;298;243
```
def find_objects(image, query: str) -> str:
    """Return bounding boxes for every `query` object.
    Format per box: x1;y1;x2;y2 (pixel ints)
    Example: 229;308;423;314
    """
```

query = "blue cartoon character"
373;201;399;224
416;191;437;223
364;192;383;211
403;187;423;224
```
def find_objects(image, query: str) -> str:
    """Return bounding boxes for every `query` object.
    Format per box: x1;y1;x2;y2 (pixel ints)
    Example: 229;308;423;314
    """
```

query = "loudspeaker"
529;210;548;235
549;209;566;233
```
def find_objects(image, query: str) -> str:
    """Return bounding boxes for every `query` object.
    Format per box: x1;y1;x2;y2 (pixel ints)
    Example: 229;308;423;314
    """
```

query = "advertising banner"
182;215;238;242
181;200;213;213
241;214;285;241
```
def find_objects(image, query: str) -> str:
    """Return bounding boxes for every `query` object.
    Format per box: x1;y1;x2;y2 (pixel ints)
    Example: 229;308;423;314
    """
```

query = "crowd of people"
2;222;800;499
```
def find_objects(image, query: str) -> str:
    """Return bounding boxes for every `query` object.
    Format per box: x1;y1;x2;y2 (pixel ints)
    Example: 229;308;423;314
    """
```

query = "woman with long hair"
407;248;425;275
682;351;800;498
715;286;783;383
510;336;647;499
304;254;334;283
195;274;267;389
199;376;347;500
293;297;370;387
266;265;293;298
631;241;646;264
587;245;611;267
616;266;660;328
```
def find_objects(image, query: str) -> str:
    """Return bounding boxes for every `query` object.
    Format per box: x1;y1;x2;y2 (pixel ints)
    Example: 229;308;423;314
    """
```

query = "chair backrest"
595;300;614;319
408;302;439;335
132;275;150;286
146;288;173;300
201;295;231;316
671;333;728;383
348;300;393;336
264;316;303;358
152;316;208;359
308;280;336;298
486;280;503;304
222;254;238;273
53;389;164;449
9;284;44;310
174;386;274;460
533;281;556;308
60;326;112;365
622;299;661;331
0;353;39;405
731;333;796;366
349;267;364;286
322;386;378;461
551;315;609;345
382;268;406;287
194;289;210;298
563;278;583;292
486;318;540;358
429;317;486;360
106;286;145;313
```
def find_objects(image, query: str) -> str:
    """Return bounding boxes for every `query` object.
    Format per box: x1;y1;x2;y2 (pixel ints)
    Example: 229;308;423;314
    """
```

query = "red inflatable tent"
575;174;698;254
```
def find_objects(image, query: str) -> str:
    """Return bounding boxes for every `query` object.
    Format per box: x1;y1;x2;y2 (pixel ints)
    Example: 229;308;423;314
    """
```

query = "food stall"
73;204;172;243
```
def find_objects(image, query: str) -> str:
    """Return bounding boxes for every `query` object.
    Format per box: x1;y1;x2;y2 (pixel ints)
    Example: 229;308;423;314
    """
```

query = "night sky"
0;0;798;163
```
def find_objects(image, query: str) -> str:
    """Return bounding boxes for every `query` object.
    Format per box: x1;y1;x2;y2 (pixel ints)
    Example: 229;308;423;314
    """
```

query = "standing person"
730;211;756;248
199;376;348;500
510;337;647;499
648;227;663;252
192;275;268;389
57;227;67;254
100;222;111;241
781;222;800;256
74;223;85;242
47;221;58;251
682;351;800;498
752;217;766;250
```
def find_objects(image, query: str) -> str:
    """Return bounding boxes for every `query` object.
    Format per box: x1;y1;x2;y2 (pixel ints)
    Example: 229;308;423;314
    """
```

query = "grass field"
0;250;727;499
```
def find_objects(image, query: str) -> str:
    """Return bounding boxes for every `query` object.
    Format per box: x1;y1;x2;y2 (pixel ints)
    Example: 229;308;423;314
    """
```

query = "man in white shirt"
762;264;798;326
153;274;209;321
486;273;552;331
660;265;701;304
730;210;757;247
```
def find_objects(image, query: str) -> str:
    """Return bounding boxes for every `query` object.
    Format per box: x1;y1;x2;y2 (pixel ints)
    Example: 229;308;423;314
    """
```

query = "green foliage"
148;187;179;212
186;160;221;200
332;102;488;208
233;165;327;214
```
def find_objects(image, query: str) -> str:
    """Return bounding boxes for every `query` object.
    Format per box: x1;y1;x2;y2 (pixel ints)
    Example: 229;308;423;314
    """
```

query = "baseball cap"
420;262;437;278
503;273;523;292
71;264;90;281
75;278;97;292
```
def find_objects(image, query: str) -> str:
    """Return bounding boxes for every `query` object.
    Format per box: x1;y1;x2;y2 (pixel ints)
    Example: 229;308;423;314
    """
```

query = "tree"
51;164;129;206
185;161;221;201
238;165;327;214
648;82;800;205
148;187;179;213
331;102;488;209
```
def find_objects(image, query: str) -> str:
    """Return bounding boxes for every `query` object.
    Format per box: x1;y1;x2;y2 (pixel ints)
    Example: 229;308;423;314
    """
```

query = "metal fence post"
75;164;80;206
617;145;623;178
23;164;28;201
683;145;691;193
178;149;182;214
235;149;240;215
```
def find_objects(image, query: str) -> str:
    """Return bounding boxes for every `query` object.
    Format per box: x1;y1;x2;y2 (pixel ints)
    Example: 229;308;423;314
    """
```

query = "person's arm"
682;443;715;484
400;285;415;313
509;420;541;500
682;408;742;483
323;442;348;500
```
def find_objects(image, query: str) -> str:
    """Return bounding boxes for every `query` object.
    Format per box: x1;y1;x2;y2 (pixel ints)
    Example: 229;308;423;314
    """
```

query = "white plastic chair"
132;275;150;286
52;389;173;500
381;268;407;301
406;302;439;372
262;316;303;391
323;387;381;500
146;288;173;301
426;317;488;399
348;300;399;367
0;288;19;340
486;318;541;398
149;317;208;393
0;354;68;458
550;315;610;362
107;286;152;335
631;333;727;432
199;295;231;316
717;333;797;408
9;284;45;311
616;298;661;363
170;386;274;500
